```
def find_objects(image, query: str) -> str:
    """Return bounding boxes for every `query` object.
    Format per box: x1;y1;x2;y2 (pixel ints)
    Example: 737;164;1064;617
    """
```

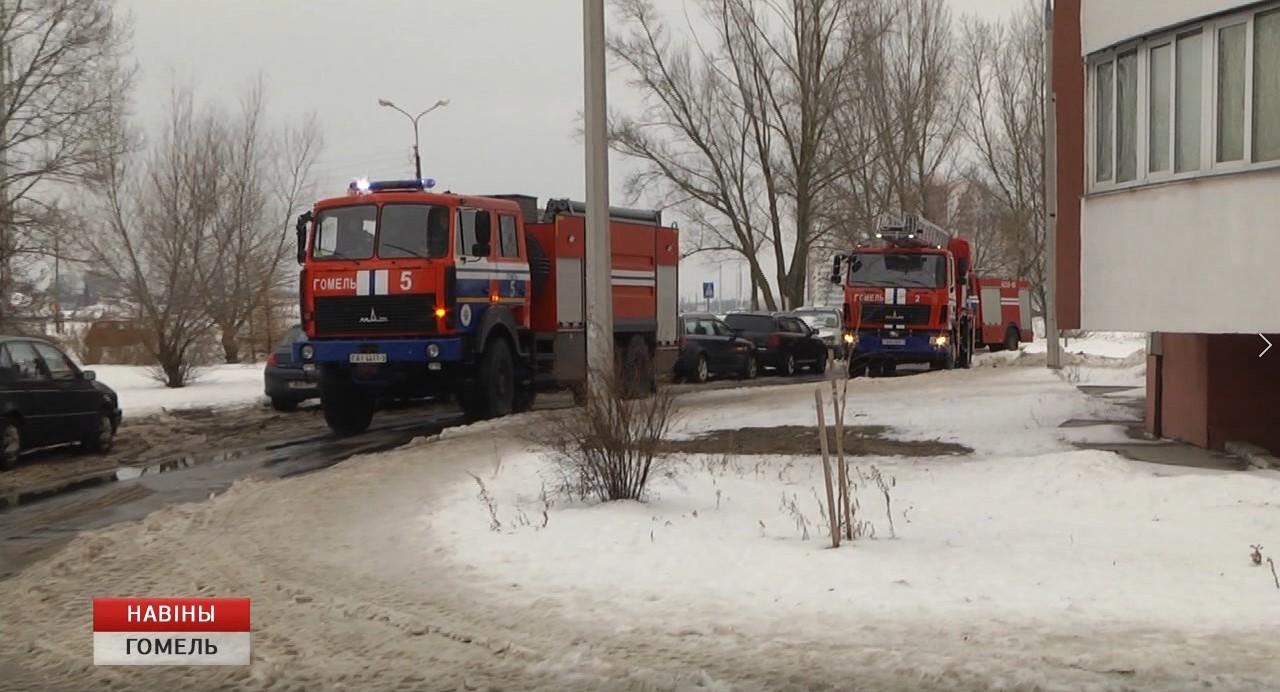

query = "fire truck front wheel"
461;338;516;421
320;375;375;436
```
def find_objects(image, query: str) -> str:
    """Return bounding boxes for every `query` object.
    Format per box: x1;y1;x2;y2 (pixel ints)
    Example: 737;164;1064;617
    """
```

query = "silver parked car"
793;306;846;359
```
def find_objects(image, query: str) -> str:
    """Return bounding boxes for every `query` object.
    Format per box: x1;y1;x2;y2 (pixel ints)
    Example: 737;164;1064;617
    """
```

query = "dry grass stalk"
813;388;840;548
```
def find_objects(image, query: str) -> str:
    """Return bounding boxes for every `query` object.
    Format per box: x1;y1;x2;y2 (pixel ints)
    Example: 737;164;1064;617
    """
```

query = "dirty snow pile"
89;364;267;416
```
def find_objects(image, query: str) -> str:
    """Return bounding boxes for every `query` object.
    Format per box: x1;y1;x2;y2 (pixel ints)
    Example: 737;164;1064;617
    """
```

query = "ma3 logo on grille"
359;308;388;324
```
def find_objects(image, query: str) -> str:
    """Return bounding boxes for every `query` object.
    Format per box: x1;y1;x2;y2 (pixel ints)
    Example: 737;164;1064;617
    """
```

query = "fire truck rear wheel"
464;338;516;420
320;377;375;436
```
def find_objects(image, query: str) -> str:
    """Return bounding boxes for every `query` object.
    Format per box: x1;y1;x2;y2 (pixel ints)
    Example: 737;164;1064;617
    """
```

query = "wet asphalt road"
0;372;836;579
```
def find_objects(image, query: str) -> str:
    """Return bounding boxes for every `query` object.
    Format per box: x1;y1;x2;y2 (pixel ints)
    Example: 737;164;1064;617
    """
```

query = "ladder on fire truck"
874;210;952;249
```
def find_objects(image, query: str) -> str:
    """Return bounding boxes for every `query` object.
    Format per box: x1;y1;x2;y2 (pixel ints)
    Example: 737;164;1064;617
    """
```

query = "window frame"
31;341;79;381
497;214;520;258
1086;2;1280;195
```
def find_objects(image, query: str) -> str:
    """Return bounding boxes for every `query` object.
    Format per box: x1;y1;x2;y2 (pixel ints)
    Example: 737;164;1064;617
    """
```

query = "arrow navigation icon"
1261;334;1273;358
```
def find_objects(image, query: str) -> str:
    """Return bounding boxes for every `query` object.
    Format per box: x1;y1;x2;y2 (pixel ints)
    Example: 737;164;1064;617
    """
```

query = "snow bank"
90;364;266;416
428;363;1279;654
431;448;1280;634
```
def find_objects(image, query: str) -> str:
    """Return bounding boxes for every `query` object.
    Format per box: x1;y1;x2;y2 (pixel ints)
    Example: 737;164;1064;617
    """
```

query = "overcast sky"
120;0;1024;304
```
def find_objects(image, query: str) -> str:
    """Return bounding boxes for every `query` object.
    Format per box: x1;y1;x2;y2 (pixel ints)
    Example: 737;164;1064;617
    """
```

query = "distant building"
1053;0;1280;453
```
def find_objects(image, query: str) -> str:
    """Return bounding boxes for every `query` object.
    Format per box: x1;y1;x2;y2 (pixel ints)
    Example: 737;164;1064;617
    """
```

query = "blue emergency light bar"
348;177;437;193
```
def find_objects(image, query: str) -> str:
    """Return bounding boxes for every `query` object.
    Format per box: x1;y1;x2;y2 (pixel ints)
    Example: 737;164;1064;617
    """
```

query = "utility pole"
376;98;450;180
583;0;614;395
1044;0;1062;369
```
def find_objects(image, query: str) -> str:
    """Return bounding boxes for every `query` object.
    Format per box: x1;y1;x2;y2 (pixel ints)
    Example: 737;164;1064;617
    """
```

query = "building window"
1216;23;1247;163
1095;60;1114;182
1088;2;1280;192
1254;8;1280;162
1175;31;1203;172
1116;50;1139;182
1149;43;1172;173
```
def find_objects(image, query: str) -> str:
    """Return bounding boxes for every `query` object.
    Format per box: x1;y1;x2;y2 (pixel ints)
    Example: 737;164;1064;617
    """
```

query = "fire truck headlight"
300;344;315;361
425;343;440;359
931;335;948;347
434;307;446;318
842;333;855;344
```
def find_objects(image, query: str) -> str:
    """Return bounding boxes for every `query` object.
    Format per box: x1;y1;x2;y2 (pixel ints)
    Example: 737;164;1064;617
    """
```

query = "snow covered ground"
5;333;1275;690
89;364;267;416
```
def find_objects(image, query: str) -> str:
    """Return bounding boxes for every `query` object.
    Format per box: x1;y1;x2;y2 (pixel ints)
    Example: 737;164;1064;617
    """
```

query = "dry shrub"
537;367;680;503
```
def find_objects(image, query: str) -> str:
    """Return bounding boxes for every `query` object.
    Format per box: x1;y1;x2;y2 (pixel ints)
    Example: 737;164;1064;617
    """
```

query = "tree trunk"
221;327;240;364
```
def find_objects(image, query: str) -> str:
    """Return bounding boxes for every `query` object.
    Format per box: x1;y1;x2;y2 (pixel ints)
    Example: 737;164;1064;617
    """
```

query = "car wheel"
0;417;21;470
812;352;828;374
739;354;758;380
81;411;115;455
270;396;300;412
781;354;796;377
694;354;709;383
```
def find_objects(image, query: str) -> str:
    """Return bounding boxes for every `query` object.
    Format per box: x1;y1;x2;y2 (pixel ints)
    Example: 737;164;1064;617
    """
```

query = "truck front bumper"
850;330;950;364
294;337;466;365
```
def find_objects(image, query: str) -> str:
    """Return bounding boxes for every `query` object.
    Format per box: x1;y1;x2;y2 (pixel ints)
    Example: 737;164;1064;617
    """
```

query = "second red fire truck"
829;212;1032;378
292;178;680;435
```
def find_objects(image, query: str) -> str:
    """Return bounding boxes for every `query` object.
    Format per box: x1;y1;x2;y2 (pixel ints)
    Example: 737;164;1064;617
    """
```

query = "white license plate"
882;338;906;346
287;381;315;389
302;363;316;371
349;353;387;364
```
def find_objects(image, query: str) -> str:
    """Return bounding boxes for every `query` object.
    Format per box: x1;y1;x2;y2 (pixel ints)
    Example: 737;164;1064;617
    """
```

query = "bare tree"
609;0;862;310
959;0;1047;310
0;0;135;329
81;85;225;387
196;77;321;363
823;0;963;249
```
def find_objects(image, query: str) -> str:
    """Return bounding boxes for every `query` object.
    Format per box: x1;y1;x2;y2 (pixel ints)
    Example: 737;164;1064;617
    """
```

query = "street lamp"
377;98;450;180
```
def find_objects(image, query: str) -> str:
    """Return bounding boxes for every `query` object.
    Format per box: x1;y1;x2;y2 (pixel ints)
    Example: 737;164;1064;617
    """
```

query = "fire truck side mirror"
829;255;843;284
957;256;969;285
472;210;492;257
295;211;313;264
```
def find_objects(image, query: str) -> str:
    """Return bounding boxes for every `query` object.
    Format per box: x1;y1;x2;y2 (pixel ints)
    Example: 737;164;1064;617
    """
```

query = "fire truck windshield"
847;252;946;288
312;203;450;260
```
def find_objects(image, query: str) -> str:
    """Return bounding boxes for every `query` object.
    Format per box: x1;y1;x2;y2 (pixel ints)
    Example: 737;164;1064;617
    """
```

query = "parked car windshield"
798;312;840;329
682;317;731;336
846;252;946;288
723;314;775;332
279;326;305;347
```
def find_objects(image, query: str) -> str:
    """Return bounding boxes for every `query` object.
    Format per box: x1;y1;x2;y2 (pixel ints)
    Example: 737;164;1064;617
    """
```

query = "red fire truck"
829;212;1031;378
292;178;680;435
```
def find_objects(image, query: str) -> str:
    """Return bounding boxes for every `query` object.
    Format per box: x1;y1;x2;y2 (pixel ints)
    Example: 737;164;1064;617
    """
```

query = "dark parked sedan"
723;311;829;376
264;325;319;411
0;335;122;470
674;313;758;383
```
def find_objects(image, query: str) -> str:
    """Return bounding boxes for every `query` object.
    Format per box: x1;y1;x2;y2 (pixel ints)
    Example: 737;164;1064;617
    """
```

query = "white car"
793;307;845;358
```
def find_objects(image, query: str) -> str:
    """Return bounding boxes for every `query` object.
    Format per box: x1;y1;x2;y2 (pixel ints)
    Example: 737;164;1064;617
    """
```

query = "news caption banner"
93;597;251;665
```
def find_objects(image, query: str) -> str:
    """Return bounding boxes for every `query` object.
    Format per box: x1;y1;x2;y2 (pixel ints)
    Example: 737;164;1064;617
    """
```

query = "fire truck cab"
830;213;977;377
293;177;678;435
